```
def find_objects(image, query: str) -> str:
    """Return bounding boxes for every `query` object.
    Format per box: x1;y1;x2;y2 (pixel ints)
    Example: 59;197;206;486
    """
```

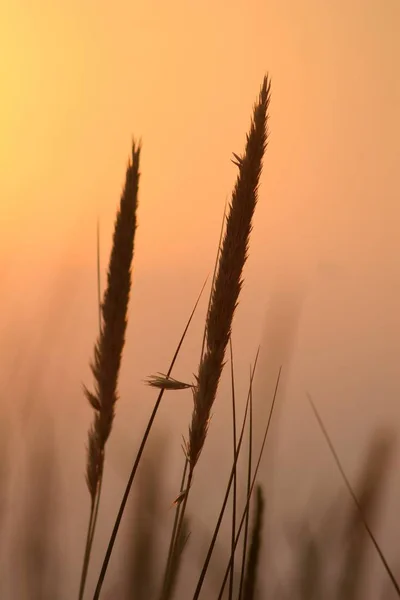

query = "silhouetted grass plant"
2;73;399;600
79;141;141;600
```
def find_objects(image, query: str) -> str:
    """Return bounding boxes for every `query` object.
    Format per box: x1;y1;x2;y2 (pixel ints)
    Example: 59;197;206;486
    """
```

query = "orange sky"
1;0;398;275
0;1;399;597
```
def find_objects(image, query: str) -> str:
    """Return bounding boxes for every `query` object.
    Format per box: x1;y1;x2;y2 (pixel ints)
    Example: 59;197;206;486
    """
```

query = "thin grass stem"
78;219;104;600
238;365;254;600
228;337;237;600
92;277;208;599
217;367;281;599
162;200;228;596
192;349;260;600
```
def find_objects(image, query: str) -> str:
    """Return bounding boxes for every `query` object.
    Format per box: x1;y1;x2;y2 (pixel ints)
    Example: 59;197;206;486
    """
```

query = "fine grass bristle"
188;75;271;472
145;373;193;391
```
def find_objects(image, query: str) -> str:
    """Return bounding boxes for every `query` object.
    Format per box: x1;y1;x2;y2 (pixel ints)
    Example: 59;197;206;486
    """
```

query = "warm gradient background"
0;0;399;597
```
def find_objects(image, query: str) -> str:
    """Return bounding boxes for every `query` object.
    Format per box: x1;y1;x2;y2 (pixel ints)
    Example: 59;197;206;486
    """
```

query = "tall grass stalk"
188;74;270;472
79;141;141;600
170;74;271;583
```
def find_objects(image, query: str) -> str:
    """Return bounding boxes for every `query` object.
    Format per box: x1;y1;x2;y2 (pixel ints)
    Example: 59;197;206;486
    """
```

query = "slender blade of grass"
228;337;237;600
79;218;104;600
238;365;254;600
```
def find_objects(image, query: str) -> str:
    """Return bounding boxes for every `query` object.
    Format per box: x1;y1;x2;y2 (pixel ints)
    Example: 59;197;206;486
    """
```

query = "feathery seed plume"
84;140;141;500
187;76;271;471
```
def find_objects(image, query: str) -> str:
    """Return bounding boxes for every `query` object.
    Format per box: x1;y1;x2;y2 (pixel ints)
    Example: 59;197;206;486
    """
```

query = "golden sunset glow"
0;0;398;274
0;2;399;596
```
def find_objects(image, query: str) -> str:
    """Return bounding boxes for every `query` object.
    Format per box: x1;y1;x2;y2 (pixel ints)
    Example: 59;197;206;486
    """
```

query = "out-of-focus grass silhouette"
0;425;396;598
19;420;61;600
283;430;396;600
121;438;164;599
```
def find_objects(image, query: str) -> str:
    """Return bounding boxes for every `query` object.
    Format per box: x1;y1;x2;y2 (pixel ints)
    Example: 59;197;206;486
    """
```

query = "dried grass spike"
188;75;271;471
145;373;193;391
85;139;141;486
